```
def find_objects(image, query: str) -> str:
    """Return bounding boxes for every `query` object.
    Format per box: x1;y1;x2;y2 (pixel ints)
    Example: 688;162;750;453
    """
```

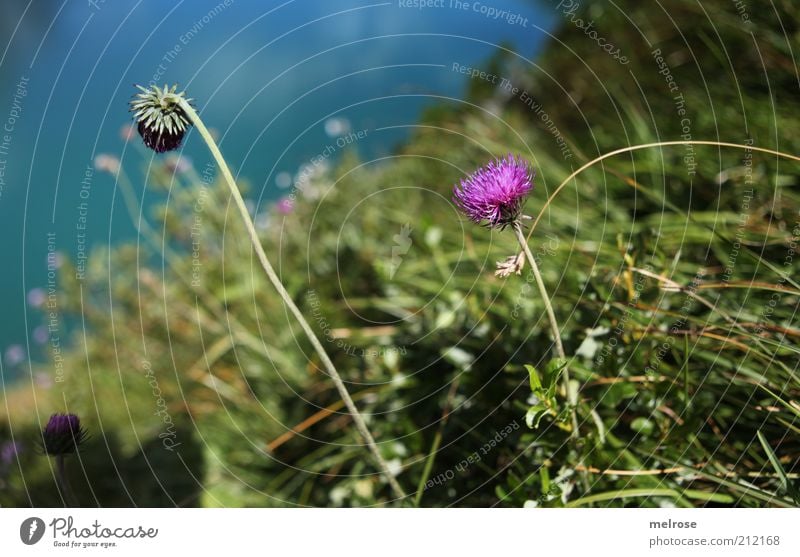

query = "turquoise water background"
0;0;555;380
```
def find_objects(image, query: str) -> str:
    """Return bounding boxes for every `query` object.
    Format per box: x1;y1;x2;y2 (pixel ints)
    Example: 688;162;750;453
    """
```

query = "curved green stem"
177;99;406;501
527;140;800;241
512;222;578;438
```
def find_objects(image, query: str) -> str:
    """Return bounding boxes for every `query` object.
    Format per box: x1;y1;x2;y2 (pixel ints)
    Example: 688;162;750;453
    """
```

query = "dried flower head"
495;251;526;278
40;413;88;456
453;154;534;229
130;84;192;153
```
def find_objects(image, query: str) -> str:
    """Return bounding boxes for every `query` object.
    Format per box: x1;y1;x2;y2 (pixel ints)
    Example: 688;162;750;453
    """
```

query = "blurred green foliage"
2;0;799;507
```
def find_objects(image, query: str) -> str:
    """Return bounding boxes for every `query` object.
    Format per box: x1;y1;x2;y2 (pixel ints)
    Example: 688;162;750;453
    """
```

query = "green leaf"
539;465;551;494
525;404;549;429
757;430;799;503
442;346;473;369
495;484;509;501
544;357;568;385
566;488;733;507
600;382;637;408
525;364;542;392
631;417;655;436
434;310;456;329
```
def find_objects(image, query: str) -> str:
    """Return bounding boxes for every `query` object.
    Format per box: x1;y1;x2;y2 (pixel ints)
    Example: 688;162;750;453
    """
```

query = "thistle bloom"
0;441;21;467
4;345;25;366
130;84;192;153
41;414;88;456
33;326;49;345
27;287;46;307
276;197;294;215
453;154;534;229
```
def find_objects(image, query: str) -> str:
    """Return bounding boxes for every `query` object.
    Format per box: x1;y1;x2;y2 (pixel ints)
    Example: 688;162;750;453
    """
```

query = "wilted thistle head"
40;413;87;456
130;84;192;153
453;154;534;229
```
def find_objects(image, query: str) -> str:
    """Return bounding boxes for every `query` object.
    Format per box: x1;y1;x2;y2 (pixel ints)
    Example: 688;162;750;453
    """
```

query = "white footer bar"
1;508;798;555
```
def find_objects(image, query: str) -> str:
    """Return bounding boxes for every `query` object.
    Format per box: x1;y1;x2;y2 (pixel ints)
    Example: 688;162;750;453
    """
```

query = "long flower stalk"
512;222;565;360
175;98;406;501
512;222;578;437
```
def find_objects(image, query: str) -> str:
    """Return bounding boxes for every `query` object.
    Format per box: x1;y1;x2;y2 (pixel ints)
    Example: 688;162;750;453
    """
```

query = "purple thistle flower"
276;197;294;215
1;440;22;467
453;154;534;229
4;344;26;366
27;287;46;307
40;414;88;456
33;325;49;345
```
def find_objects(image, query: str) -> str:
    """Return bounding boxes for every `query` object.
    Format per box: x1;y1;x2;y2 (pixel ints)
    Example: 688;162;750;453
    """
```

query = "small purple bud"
0;441;22;467
4;345;26;366
40;413;88;456
27;288;46;307
33;326;49;345
276;197;294;215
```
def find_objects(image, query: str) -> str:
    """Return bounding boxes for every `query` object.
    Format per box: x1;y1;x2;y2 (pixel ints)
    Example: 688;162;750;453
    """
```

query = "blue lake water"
0;0;556;380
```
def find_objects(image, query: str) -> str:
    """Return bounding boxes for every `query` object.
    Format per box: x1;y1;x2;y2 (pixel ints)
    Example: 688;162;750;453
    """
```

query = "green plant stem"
414;429;442;508
512;221;578;438
414;378;459;507
55;455;78;507
177;98;406;501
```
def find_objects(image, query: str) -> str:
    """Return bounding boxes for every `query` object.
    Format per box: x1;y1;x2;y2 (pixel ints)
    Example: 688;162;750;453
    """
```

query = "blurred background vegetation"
2;0;799;507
